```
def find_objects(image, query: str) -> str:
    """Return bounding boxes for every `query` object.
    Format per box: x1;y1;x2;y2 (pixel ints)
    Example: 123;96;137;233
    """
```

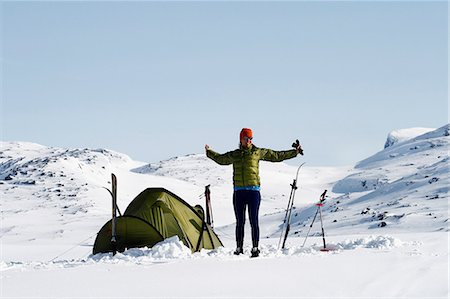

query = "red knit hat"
240;128;253;139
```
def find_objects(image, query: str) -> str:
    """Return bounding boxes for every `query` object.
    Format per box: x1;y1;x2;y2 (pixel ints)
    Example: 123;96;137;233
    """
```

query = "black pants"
233;190;261;248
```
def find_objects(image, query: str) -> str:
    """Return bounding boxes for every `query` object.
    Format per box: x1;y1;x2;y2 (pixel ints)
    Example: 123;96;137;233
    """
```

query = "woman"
205;128;303;257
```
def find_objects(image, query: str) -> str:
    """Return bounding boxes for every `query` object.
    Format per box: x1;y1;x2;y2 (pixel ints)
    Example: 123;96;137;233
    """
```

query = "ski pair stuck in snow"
278;162;332;252
278;162;305;251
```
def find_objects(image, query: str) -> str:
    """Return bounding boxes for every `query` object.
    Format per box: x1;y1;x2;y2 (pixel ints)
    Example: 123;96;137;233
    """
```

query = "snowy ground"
2;233;448;298
1;125;449;298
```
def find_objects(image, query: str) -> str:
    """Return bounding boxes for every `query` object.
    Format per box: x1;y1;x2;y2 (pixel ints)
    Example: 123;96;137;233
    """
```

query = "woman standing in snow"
205;128;303;257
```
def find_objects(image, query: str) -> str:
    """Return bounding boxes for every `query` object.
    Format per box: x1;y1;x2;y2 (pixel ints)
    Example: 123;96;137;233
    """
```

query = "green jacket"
206;144;298;188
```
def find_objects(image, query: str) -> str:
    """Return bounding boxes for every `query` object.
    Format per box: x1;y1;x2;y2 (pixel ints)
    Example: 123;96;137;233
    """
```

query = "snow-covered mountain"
1;125;448;253
284;124;449;237
384;127;436;148
1;125;449;298
0;141;210;261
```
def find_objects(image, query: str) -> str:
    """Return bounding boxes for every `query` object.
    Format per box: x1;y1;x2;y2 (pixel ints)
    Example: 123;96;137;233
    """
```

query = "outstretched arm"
205;145;234;165
260;141;303;162
260;148;298;162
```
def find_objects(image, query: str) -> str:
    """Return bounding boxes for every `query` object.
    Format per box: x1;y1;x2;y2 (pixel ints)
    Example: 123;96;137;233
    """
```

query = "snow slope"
321;124;449;234
384;127;436;148
1;125;449;298
0;142;206;262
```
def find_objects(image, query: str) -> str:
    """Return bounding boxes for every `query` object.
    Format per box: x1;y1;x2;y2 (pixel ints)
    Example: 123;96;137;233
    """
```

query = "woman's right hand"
205;144;210;151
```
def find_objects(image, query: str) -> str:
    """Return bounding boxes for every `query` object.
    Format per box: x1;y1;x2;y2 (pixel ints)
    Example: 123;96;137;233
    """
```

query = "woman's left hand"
296;144;304;155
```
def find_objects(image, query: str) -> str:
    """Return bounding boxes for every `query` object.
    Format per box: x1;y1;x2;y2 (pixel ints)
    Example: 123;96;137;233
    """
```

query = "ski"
111;173;118;256
278;162;305;250
205;185;214;228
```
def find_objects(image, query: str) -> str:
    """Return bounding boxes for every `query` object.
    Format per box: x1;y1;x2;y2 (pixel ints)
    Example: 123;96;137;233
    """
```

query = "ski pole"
318;202;328;251
301;207;319;247
301;190;327;248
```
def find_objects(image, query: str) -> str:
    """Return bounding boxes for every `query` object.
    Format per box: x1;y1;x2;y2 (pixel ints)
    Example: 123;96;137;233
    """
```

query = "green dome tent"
93;188;223;255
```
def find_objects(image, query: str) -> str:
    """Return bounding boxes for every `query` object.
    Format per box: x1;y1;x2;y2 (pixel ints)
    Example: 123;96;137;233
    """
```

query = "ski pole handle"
320;190;327;202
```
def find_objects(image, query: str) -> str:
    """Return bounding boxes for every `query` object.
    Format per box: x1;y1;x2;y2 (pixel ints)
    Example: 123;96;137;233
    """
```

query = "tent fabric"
93;215;164;254
93;188;223;255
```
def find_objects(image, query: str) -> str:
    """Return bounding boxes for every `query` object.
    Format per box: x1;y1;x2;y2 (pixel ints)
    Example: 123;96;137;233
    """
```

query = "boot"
233;247;243;255
250;247;260;258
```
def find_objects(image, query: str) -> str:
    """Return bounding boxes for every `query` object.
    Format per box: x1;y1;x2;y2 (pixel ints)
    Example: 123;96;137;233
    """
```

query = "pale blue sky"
1;1;448;166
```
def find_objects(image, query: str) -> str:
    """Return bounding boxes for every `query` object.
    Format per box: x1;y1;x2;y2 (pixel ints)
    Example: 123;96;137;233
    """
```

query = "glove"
292;139;304;155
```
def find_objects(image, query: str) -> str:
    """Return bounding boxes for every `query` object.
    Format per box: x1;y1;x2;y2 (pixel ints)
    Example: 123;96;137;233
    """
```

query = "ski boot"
250;247;260;258
233;247;243;255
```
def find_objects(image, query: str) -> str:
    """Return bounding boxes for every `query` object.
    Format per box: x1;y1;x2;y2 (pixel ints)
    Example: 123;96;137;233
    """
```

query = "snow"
384;127;436;148
1;125;449;298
